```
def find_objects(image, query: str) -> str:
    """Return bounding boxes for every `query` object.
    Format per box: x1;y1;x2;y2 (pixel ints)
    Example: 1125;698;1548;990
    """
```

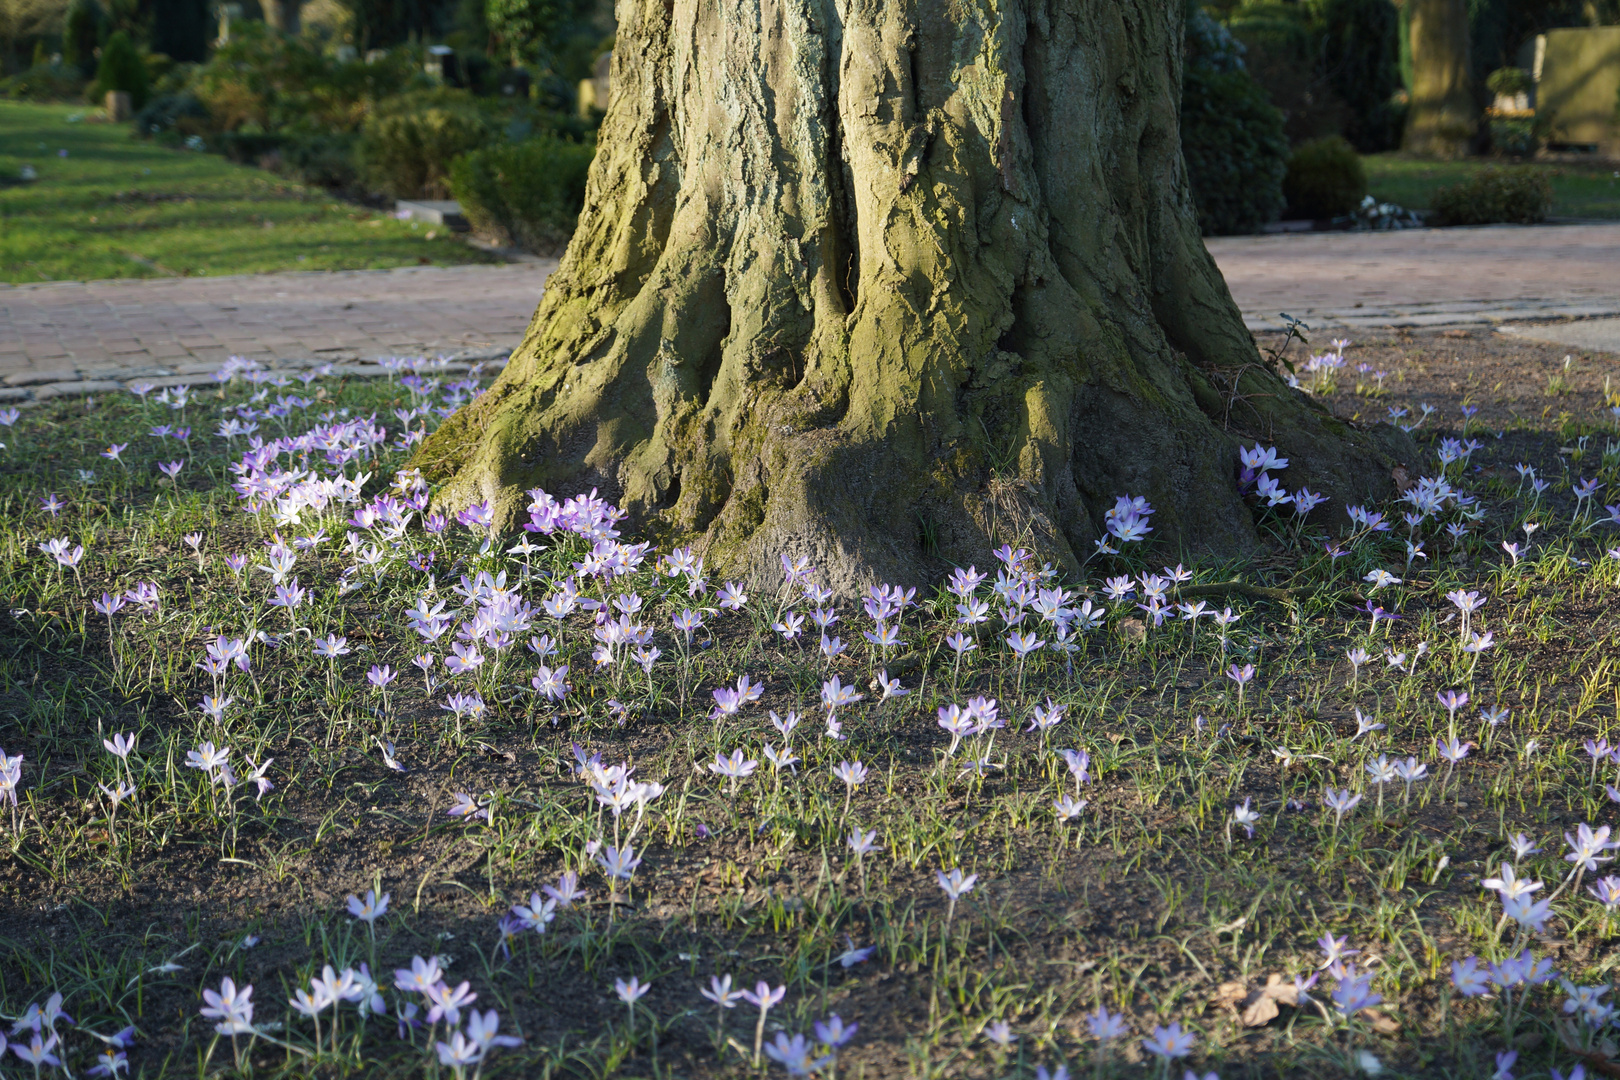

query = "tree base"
417;341;1412;593
412;0;1416;592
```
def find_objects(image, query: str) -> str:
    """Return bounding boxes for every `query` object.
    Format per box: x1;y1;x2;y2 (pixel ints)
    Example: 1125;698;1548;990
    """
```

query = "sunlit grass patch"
0;102;498;284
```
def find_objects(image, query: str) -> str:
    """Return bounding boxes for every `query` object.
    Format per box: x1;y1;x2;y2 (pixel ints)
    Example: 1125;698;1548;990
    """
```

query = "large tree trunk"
415;0;1408;593
1403;0;1476;157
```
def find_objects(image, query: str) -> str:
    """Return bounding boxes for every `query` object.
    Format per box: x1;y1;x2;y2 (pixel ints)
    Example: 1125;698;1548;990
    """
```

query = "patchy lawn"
0;331;1619;1078
1363;153;1620;220
0;102;499;284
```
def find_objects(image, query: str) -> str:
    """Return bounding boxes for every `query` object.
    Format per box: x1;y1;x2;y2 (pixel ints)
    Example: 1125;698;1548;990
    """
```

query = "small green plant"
1431;167;1553;226
1489;116;1541;158
0;61;86;103
1485;67;1532;100
1180;6;1288;235
1283;135;1367;219
184;23;421;136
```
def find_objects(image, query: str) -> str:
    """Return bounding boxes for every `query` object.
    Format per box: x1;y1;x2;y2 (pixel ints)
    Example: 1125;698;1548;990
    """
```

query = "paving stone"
172;360;227;375
32;379;124;399
144;373;224;388
1498;318;1620;355
1;263;552;380
13;235;1611;381
4;368;78;387
1208;223;1620;332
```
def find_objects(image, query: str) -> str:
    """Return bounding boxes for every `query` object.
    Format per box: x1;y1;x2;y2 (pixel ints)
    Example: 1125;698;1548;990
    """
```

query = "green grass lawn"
2;337;1620;1078
0;101;500;284
1364;153;1620;219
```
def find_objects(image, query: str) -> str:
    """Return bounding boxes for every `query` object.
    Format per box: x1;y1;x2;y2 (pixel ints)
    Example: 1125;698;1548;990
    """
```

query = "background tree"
61;0;104;76
0;0;67;73
149;0;210;61
1318;0;1404;151
262;0;304;34
1403;0;1476;155
415;0;1410;591
484;0;555;64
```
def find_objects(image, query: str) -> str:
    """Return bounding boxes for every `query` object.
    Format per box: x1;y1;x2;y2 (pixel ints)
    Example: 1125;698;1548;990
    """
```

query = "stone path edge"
0;347;512;408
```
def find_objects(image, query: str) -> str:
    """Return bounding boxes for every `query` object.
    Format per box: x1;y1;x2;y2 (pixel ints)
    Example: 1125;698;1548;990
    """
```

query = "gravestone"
105;91;131;122
424;44;454;82
1535;27;1620;153
394;200;469;232
578;52;611;117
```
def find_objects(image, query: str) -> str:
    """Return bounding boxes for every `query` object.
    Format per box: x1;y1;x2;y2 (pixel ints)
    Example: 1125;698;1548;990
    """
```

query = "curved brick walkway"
3;221;1620;403
0;262;553;402
1207;222;1620;333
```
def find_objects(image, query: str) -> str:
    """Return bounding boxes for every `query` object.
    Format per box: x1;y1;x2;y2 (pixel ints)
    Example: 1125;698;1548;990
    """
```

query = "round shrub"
449;133;595;253
358;91;491;199
89;30;149;110
1430;168;1553;226
1181;64;1289;235
1282;135;1366;219
280;134;361;189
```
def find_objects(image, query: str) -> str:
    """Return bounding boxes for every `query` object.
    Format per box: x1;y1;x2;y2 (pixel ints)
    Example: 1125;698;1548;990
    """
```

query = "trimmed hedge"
1283;136;1366;219
358;92;492;200
1430;168;1553;226
449;134;595;253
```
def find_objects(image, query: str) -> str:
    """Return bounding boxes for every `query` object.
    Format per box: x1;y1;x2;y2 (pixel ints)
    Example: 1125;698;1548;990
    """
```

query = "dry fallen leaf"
1212;973;1302;1028
1365;1009;1399;1035
1242;995;1280;1027
1259;973;1300;1006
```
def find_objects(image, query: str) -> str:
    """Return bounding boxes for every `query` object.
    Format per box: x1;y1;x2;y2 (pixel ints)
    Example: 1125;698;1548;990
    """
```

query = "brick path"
1207;222;1620;332
2;221;1619;403
0;262;553;401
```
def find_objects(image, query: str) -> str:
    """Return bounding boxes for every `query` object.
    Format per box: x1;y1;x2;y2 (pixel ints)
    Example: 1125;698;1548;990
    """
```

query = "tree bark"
415;0;1410;593
1403;0;1476;157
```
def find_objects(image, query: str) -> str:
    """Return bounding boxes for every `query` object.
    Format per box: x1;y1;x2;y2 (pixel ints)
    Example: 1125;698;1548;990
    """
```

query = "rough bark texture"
415;0;1410;594
1403;0;1477;157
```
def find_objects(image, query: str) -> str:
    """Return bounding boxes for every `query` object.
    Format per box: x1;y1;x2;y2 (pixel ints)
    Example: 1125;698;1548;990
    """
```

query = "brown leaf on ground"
1242;995;1281;1027
1365;1009;1399;1035
1211;973;1301;1027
